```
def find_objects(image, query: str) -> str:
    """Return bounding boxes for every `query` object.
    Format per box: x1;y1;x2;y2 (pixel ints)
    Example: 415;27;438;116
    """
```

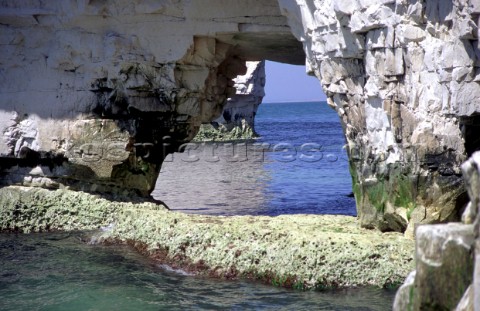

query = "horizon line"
262;99;327;104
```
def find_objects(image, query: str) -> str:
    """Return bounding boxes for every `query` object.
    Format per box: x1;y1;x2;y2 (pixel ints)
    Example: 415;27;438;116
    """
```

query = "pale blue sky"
263;61;327;103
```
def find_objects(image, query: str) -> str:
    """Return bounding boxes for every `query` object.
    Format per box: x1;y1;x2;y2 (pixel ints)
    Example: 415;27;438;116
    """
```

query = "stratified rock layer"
0;0;302;197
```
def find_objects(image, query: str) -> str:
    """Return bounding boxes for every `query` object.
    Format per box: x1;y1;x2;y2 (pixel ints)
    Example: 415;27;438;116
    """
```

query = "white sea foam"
157;264;193;276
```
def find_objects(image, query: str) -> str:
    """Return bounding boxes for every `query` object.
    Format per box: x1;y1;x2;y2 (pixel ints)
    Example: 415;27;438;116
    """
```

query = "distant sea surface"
154;101;356;216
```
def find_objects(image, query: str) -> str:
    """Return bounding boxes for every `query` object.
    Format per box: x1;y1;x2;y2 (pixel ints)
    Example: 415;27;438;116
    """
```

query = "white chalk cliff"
0;0;302;196
0;0;479;234
195;61;266;140
280;0;480;235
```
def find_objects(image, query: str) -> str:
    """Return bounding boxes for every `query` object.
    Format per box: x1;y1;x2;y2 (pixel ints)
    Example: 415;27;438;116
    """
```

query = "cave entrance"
152;61;355;217
461;115;480;157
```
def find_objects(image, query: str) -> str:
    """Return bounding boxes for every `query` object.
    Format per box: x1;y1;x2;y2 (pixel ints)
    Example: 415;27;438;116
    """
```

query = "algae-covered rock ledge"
0;186;414;290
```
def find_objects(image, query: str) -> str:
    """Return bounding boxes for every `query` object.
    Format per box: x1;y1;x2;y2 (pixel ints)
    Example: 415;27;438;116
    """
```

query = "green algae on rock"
0;186;165;233
102;209;415;289
0;186;414;290
192;123;257;142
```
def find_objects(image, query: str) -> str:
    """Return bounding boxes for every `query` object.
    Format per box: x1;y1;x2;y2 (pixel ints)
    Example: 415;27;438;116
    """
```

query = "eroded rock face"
464;152;480;311
393;223;475;310
393;151;480;310
0;0;479;233
0;0;302;196
194;61;266;141
413;223;474;309
279;0;480;232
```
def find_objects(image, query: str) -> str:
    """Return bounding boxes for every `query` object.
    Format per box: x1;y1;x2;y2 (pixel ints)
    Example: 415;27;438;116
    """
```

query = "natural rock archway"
278;0;480;234
0;0;303;197
1;0;479;233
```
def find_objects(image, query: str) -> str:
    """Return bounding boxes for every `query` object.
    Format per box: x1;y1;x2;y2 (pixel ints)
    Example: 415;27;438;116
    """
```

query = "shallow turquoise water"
0;232;396;310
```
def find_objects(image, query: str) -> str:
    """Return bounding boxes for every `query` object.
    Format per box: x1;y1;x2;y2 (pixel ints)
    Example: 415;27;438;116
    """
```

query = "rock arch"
279;0;480;234
0;0;479;233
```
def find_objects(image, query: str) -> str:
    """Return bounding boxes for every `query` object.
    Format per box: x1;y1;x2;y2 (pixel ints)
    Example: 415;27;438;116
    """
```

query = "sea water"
154;101;356;216
0;232;396;310
0;102;397;310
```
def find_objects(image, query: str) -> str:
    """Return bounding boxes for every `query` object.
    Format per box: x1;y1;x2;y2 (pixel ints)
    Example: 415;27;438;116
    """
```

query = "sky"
263;61;327;103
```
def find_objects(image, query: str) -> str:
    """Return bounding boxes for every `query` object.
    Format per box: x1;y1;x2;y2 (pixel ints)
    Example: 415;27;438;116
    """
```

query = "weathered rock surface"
394;223;475;310
393;271;416;311
394;151;480;310
0;186;161;233
413;223;474;310
194;61;266;141
0;0;302;197
0;0;479;232
279;0;480;232
456;285;474;311
0;185;414;290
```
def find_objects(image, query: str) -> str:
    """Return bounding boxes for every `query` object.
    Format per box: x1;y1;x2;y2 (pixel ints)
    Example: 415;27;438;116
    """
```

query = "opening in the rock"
461;114;480;157
153;61;355;217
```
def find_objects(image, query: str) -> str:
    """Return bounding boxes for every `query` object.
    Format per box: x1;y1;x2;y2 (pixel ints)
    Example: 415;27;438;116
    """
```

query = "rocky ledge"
0;186;414;290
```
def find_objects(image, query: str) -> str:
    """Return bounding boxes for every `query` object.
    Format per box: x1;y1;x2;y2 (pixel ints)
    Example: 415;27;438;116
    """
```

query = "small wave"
101;223;115;232
157;264;193;276
86;224;115;245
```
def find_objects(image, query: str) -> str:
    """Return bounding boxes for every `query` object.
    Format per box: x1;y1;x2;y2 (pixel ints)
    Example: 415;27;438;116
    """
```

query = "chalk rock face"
394;151;480;310
463;152;480;311
194;61;266;141
0;0;302;196
279;0;480;232
0;0;479;233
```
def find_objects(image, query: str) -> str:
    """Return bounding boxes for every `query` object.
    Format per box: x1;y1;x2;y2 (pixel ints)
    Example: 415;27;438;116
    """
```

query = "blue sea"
254;101;355;216
154;101;356;216
0;102;397;310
